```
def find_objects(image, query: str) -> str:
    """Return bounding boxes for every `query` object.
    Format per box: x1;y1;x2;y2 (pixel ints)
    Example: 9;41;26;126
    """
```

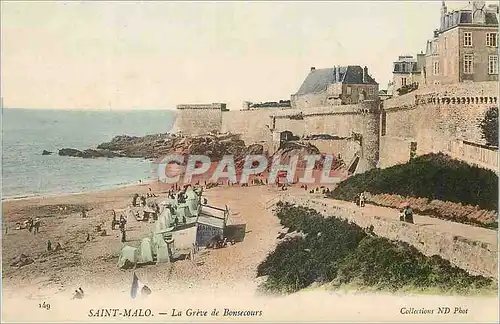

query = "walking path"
278;187;498;279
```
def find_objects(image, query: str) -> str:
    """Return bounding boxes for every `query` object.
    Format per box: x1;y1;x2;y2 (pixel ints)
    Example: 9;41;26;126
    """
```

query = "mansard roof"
296;66;378;95
440;9;498;33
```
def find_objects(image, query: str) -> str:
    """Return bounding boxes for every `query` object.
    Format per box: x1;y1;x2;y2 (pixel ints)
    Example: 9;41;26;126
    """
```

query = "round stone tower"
356;100;380;173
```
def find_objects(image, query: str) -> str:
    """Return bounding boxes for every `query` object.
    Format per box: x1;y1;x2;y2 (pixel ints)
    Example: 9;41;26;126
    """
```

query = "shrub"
329;153;498;211
257;203;494;294
479;107;498;147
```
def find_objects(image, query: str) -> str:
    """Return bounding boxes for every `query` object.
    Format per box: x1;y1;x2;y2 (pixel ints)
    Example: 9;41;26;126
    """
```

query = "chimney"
310;67;316;72
363;66;368;83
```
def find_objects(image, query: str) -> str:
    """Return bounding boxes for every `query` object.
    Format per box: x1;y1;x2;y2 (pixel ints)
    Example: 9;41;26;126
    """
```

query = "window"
346;86;352;95
486;33;497;47
444;37;448;50
488;55;498;74
464;32;472;47
401;77;407;86
433;62;439;75
464;54;474;74
368;87;374;95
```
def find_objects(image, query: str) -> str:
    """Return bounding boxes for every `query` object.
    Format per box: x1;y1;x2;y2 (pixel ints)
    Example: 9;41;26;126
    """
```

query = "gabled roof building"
291;65;379;109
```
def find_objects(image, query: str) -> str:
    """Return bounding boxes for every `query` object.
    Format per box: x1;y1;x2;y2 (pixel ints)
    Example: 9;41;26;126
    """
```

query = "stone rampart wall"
171;108;222;136
304;139;360;161
277;194;498;280
379;81;499;169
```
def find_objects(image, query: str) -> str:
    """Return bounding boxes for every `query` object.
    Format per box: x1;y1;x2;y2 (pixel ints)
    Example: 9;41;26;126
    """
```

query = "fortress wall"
303;113;363;137
221;109;278;144
271;101;380;170
380;82;498;169
414;103;494;155
172;108;222;136
305;139;360;161
384;81;499;110
383;107;418;139
379;136;413;168
291;92;327;110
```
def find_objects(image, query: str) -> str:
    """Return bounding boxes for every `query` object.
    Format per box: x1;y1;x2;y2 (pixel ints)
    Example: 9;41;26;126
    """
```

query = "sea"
1;108;176;200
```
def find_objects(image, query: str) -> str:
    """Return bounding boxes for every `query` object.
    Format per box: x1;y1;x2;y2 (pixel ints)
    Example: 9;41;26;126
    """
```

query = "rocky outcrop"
72;133;253;161
60;133;346;176
42;150;53;155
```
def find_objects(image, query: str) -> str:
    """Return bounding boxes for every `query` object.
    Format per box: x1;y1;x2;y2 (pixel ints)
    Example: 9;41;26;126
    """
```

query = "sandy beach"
1;182;282;299
2;183;499;323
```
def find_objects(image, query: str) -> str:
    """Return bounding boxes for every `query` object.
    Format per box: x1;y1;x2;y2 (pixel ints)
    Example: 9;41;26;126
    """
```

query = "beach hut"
117;246;139;269
195;205;228;247
152;233;171;264
185;188;201;217
139;238;154;264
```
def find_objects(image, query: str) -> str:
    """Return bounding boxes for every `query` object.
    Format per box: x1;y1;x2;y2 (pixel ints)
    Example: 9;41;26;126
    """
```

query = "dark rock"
42;150;53;155
80;149;124;159
59;148;84;157
58;148;123;158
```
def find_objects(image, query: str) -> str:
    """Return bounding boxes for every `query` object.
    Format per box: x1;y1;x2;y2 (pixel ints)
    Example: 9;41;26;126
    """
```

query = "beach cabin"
195;205;228;247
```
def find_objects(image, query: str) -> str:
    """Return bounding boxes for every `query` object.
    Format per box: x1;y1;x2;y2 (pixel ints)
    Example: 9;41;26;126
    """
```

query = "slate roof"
296;66;378;96
441;9;498;32
458;11;498;25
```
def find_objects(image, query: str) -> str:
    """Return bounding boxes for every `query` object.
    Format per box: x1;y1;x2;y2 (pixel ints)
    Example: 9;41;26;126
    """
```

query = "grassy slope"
257;202;495;295
329;153;498;211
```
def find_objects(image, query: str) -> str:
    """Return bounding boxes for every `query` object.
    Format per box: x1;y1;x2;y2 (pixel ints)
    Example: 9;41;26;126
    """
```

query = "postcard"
1;1;498;323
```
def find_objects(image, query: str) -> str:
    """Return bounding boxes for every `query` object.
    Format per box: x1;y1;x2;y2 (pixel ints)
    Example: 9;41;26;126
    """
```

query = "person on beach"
121;228;126;242
140;196;146;206
403;206;414;224
34;218;41;234
28;218;34;233
132;194;139;207
72;289;83;300
120;215;127;228
112;214;117;230
359;192;365;207
47;240;52;251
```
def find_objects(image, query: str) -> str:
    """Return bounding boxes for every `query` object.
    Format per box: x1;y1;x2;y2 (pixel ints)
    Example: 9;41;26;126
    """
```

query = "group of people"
46;240;62;252
300;185;332;195
399;205;414;224
132;194;147;207
110;210;128;242
16;217;41;234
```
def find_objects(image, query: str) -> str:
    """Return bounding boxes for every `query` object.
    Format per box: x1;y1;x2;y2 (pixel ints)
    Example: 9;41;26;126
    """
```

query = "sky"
1;1;475;110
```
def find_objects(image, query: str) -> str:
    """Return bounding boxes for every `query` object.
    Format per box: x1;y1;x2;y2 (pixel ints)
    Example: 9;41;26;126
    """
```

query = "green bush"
257;203;494;294
479;107;498;147
329;153;498;211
